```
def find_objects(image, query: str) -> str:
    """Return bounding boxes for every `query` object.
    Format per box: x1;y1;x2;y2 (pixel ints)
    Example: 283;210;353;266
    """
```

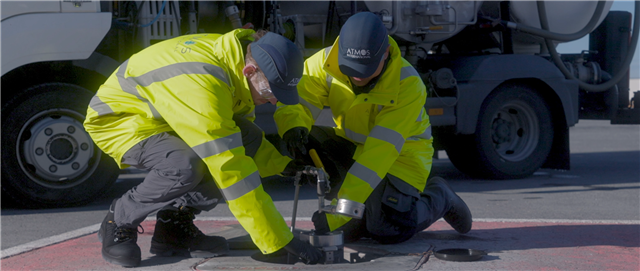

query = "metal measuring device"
290;149;365;264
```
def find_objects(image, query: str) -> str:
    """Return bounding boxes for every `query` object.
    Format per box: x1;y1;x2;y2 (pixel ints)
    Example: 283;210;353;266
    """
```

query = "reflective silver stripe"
220;171;262;201
117;61;229;120
324;46;332;60
324;47;333;89
408;126;432;141
400;66;420;81
369;125;404;153
345;128;368;144
116;60;162;119
148;102;162;119
348;162;382;189
417;107;424;122
130;62;229;87
299;97;322;121
191;132;243;159
88;95;114;116
116;60;135;96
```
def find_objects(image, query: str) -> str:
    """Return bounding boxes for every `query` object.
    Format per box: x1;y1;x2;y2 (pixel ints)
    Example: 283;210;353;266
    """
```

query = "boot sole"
150;242;229;258
102;249;141;267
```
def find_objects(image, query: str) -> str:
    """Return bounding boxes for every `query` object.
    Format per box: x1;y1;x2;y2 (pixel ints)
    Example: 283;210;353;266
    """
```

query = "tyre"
446;83;554;179
2;83;119;208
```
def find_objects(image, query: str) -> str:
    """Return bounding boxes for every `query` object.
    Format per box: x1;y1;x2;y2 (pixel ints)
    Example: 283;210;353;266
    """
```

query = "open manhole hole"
226;229;389;265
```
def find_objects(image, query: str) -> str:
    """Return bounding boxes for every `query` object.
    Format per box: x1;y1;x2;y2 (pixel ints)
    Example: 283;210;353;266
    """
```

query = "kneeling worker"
273;12;473;244
84;29;322;267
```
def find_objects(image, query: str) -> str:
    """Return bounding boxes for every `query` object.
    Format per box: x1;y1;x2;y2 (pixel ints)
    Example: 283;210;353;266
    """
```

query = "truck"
2;0;638;208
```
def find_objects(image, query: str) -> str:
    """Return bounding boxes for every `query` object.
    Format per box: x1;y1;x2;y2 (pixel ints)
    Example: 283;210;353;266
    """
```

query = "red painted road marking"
2;220;638;270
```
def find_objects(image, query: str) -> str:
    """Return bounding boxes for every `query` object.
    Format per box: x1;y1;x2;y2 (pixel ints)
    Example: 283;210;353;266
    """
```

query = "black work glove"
283;237;324;265
281;159;308;176
282;127;309;158
312;211;330;235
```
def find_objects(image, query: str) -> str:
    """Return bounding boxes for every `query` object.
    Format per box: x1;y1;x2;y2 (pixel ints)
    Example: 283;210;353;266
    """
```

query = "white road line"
1;223;100;259
2;217;638;259
190;217;640;224
472;218;640;224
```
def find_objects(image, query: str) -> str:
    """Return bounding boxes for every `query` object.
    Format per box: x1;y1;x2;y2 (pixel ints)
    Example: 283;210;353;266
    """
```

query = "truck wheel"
1;83;119;208
447;84;553;179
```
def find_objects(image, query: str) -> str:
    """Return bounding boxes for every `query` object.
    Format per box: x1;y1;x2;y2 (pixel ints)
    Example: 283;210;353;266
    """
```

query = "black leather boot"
150;206;229;258
419;177;473;234
98;199;142;267
428;177;472;233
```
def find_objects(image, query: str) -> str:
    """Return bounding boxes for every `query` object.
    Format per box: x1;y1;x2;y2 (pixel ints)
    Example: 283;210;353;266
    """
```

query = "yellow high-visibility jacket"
84;29;293;254
274;36;434;231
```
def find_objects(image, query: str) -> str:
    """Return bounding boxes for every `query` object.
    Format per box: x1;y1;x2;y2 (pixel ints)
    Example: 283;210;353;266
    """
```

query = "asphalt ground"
1;218;638;270
2;120;639;270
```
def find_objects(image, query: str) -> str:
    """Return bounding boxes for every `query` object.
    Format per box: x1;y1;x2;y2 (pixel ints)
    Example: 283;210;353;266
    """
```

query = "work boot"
150;206;229;258
98;199;142;267
429;177;473;234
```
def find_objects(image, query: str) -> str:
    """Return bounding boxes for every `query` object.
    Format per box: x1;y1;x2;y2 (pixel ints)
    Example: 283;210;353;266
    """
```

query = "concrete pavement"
2;218;638;271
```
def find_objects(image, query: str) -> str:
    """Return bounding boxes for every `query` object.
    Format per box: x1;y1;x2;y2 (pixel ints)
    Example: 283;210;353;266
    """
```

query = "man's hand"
281;159;308;176
282;127;309;158
283;237;324;264
312;211;330;234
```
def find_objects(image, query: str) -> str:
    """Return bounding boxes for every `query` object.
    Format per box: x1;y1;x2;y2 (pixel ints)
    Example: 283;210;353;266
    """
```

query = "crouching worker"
84;29;323;267
273;12;473;244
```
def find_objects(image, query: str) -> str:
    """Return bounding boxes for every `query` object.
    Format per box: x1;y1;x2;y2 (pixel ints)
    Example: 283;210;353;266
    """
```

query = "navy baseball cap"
250;32;303;105
338;12;389;78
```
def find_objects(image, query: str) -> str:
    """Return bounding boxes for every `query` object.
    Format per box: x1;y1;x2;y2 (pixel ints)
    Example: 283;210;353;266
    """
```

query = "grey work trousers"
306;126;449;244
114;115;264;228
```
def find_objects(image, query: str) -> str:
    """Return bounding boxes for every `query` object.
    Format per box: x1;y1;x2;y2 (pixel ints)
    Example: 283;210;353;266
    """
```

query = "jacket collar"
213;29;256;104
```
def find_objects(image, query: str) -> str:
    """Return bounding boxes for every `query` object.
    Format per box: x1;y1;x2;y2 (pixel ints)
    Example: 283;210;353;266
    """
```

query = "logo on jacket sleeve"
345;48;371;59
288;77;301;87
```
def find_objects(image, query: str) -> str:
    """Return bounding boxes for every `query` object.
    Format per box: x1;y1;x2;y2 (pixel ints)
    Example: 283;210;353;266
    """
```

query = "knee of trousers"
185;155;207;185
161;151;207;186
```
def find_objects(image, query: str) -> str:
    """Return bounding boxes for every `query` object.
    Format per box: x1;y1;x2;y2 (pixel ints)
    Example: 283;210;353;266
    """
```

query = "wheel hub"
492;117;512;144
47;134;77;163
490;102;539;162
19;110;95;187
